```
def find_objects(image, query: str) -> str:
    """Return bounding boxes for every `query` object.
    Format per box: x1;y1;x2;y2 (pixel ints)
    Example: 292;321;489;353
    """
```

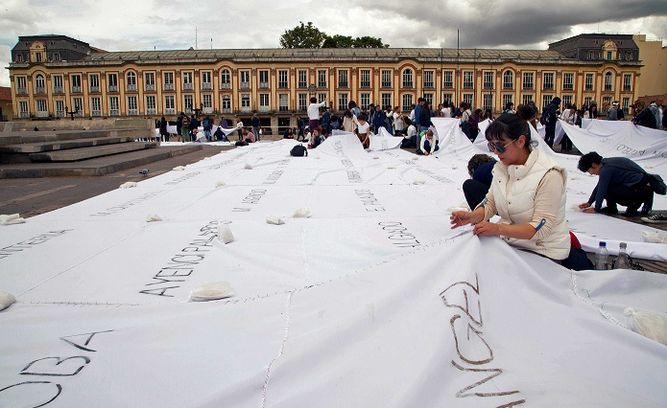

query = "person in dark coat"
541;96;561;148
462;154;497;209
159;117;168;141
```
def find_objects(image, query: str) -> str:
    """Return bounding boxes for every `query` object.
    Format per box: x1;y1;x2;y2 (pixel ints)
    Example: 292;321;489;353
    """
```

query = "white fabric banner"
1;133;666;407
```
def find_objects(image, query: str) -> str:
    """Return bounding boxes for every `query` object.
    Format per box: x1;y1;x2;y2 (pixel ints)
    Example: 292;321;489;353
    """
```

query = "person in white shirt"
441;103;452;118
393;107;405;135
307;97;328;132
402;118;417;148
417;129;439;155
356;113;371;149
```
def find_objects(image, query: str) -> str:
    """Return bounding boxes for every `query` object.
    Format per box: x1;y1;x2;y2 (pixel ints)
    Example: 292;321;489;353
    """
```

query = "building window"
53;75;63;93
317;93;327;104
483;94;493;112
259;70;269;89
72;97;83;116
164;95;175;114
107;73;118;92
381;70;392;88
562;72;574;91
604;72;613;91
423;70;434;88
90;97;101;117
441;92;453;105
70;74;82;93
483;71;494;90
543;72;554;90
463;71;474;89
202;94;212;112
183;95;194;113
259;94;270;112
145;95;156;115
163;72;174;91
423;93;433;106
602;96;612;110
585;73;594;91
240;71;250;90
317;69;327;88
109;96;119;116
278;70;289;88
402;69;413;88
88;74;99;92
240;94;251;112
381;93;392;110
622;74;632;92
401;94;413;112
562;95;573;107
297;69;308;88
279;94;289;112
502;70;513;89
542;94;552;111
297;93;307;111
606;51;612;61
35;99;48;117
522;72;534;90
360;69;371;88
126;71;137;91
19;101;29;118
462;93;473;106
337;69;349;88
337;93;348;111
16;76;27;94
201;71;212;90
144;72;155;91
621;97;630;113
127;95;138;115
221;95;232;113
182;72;193;91
442;70;454;88
220;69;231;89
55;100;65;117
360;92;371;109
521;94;533;107
35;74;46;94
502;94;513;110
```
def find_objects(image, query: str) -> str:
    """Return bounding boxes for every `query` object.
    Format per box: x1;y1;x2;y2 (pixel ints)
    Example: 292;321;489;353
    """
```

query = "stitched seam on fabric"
261;291;293;407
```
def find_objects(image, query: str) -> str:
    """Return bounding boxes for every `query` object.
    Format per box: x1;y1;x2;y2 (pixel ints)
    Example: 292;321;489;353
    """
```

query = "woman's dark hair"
516;104;536;122
404;117;412;126
485;113;531;150
467;154;496;177
344;110;353;118
310;97;317;103
358;113;368;121
577;152;603;172
348;101;357;109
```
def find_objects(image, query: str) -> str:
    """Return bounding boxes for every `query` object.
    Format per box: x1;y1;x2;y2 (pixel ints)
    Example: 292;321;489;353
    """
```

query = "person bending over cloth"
451;113;590;270
577;151;653;217
416;129;439;155
463;154;496;209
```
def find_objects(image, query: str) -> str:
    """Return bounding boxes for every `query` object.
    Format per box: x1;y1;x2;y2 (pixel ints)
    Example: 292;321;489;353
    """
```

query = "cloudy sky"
1;0;666;87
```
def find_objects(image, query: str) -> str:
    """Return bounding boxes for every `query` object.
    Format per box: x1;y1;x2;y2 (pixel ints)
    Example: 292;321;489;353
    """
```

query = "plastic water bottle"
615;242;631;269
595;241;609;270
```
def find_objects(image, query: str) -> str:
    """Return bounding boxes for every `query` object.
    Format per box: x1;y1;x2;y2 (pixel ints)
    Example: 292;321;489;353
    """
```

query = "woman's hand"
578;202;591;209
472;220;501;236
450;210;477;228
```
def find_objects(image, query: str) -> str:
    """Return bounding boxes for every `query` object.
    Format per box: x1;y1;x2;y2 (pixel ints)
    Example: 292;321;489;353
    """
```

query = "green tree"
279;21;327;48
322;35;355;48
353;36;389;49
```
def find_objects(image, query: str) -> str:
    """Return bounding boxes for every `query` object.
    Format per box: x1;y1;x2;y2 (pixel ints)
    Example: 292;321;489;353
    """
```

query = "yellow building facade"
8;35;642;132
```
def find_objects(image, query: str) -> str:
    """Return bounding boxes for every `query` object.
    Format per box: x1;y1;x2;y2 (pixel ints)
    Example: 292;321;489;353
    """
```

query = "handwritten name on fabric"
89;192;163;217
0;330;113;407
140;220;226;297
378;221;421;248
0;230;71;261
263;160;289;185
439;274;525;406
355;189;385;212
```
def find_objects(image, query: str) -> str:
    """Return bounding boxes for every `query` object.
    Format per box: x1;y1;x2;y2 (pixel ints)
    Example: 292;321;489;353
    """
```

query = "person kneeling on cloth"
416;129;439;155
577;151;654;217
451;113;591;270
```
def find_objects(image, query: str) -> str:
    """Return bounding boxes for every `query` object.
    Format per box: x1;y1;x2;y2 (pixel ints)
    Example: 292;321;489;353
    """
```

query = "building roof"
549;33;638;50
0;86;11;102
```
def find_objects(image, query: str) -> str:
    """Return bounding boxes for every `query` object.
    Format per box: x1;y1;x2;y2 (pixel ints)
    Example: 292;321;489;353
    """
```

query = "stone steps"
0;136;137;154
0;128;150;145
29;141;159;162
0;145;203;178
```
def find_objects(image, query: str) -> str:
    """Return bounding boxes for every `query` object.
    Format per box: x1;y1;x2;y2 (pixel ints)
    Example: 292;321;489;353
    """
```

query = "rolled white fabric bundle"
266;216;285;225
119;182;137;189
218;224;234;244
293;208;312;218
0;290;16;311
0;214;25;225
189;282;235;302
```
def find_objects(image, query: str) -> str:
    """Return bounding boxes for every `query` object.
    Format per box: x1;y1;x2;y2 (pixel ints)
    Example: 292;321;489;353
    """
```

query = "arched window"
604;71;613;91
126;71;137;90
35;74;45;92
502;70;514;89
220;69;231;89
402;69;413;88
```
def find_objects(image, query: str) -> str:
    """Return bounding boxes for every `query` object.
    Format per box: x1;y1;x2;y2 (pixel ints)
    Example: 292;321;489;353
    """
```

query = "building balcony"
110;109;119;116
35;87;46;94
71;86;82;93
279;106;289;112
203;107;213;114
92;110;101;117
463;84;474;89
53;86;64;94
483;84;494;90
317;83;327;88
381;82;392;88
423;83;434;89
623;86;632;92
164;83;174;91
55;110;65;118
201;83;212;90
240;82;250;90
259;82;269;89
360;83;371;89
20;112;30;119
147;108;156;115
128;109;138;116
108;85;118;92
259;106;270;113
89;86;100;93
126;84;137;92
563;85;574;91
298;83;308;89
36;111;49;118
240;106;251;113
220;83;231;90
165;108;175;115
522;85;533;90
145;84;156;91
182;83;193;91
222;107;232;113
278;83;288;89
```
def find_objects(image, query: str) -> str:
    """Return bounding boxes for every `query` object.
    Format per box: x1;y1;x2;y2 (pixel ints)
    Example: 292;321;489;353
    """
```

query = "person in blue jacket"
577;151;653;216
463;154;497;209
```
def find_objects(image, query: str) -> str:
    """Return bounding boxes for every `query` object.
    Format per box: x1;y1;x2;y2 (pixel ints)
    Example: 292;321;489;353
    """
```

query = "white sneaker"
641;213;667;224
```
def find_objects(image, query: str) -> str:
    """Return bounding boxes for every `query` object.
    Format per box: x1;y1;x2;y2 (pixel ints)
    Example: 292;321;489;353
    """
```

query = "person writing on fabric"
356;113;371;149
462;154;497;209
577;151;653;217
307;97;328;132
416;129;439;155
450;113;575;266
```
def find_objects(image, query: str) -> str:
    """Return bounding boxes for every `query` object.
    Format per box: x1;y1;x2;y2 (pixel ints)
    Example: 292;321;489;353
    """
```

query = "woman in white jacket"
450;113;576;265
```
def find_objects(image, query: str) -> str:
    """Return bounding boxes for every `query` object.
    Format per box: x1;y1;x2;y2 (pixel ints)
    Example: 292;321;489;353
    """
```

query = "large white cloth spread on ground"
1;131;666;407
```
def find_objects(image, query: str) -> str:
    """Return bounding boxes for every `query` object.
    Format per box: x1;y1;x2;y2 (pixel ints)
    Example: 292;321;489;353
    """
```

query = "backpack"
607;107;617;120
290;144;308;157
